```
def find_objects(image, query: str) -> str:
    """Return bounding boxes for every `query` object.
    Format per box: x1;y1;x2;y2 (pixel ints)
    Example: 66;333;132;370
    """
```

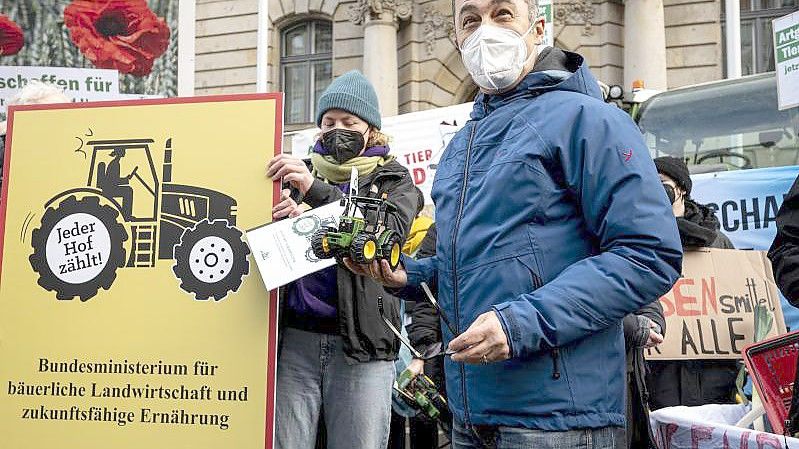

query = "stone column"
623;0;668;90
349;0;412;117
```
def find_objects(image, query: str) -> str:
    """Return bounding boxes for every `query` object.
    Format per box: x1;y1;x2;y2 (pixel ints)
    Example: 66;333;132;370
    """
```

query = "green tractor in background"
310;191;403;269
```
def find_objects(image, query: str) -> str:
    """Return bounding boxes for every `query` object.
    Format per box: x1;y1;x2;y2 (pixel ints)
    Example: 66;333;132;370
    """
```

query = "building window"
280;20;332;125
724;1;799;76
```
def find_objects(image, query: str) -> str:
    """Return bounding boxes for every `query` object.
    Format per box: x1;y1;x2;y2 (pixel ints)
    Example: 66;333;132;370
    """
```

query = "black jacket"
646;199;738;411
279;159;418;364
769;175;799;303
624;301;665;449
769;175;799;435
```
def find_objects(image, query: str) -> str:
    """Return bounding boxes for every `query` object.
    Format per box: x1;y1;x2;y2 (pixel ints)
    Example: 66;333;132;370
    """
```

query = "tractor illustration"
28;138;250;302
310;191;402;269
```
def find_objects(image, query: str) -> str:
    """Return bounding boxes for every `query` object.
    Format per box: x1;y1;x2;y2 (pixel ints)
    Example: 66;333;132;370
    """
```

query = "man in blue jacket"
346;0;682;447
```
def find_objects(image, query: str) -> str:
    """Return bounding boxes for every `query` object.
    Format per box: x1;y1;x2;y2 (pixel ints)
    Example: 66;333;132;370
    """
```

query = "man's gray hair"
451;0;539;22
9;80;69;106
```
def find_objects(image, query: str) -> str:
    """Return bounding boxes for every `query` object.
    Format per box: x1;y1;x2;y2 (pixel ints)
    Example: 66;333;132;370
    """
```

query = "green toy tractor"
310;193;403;269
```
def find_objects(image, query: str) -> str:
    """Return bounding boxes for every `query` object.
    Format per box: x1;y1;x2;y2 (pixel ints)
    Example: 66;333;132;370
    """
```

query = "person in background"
0;81;70;186
402;187;433;257
769;174;799;304
769;174;799;435
388;221;451;449
647;156;737;411
267;70;418;449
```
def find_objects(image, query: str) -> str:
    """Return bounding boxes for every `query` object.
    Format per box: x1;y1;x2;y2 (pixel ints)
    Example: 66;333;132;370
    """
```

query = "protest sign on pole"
539;0;554;48
0;95;282;449
646;249;786;361
773;10;799;111
0;0;190;120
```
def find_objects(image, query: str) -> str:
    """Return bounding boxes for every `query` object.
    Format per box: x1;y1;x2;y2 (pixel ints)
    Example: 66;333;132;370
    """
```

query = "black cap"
654;156;692;195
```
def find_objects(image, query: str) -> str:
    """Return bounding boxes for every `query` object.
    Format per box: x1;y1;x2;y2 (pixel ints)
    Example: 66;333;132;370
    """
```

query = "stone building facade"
195;0;798;132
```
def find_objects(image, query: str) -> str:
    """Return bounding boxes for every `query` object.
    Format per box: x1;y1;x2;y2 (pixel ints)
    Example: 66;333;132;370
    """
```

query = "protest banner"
0;66;120;114
651;404;799;449
646;249;786;360
0;0;193;119
0;95;282;449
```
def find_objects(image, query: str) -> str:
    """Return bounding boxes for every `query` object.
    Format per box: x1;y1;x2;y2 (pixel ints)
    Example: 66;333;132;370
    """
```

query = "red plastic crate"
743;331;799;435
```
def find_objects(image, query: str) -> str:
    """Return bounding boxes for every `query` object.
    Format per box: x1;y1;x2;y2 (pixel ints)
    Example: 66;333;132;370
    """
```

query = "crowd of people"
263;0;799;448
262;0;762;448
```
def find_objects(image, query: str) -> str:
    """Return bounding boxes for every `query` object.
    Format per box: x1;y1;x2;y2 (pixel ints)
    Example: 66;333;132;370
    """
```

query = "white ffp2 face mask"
460;24;534;93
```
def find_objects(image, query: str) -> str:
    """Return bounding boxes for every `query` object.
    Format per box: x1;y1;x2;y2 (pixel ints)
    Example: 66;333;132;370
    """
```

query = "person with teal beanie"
267;70;419;449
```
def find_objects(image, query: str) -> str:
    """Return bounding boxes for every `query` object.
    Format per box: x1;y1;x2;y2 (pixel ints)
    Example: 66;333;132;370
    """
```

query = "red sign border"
0;93;283;449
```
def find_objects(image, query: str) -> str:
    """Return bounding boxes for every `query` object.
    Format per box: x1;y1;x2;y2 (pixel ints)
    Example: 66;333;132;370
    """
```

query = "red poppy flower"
64;0;170;77
0;14;24;56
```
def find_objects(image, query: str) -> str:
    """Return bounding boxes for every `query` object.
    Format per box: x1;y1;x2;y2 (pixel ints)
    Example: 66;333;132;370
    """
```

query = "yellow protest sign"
0;95;281;449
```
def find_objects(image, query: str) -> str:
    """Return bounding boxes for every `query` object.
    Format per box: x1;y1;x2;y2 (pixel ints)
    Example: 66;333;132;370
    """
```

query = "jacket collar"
470;48;603;120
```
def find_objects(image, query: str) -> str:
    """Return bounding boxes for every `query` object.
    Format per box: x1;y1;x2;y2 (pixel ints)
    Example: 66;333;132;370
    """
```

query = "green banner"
541;4;552;22
777;40;799;63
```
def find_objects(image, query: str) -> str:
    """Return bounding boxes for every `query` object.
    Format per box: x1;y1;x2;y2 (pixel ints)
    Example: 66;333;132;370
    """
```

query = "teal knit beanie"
315;70;381;129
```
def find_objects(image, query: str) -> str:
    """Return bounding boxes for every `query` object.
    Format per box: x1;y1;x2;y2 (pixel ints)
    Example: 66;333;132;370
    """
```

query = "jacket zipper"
551;348;561;380
532;261;560;380
452;123;477;424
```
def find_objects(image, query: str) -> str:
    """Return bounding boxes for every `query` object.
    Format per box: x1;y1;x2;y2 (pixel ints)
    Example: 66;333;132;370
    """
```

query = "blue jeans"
452;419;625;449
275;327;394;449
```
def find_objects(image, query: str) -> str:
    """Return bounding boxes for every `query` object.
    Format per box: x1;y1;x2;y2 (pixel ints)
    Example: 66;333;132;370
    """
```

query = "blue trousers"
275;327;394;449
452;418;625;449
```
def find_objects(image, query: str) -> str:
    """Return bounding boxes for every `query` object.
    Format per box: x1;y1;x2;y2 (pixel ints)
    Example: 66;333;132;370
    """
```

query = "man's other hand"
342;258;408;289
448;311;510;364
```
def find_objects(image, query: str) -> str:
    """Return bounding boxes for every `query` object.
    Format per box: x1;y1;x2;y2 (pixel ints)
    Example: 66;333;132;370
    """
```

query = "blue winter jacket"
402;50;682;430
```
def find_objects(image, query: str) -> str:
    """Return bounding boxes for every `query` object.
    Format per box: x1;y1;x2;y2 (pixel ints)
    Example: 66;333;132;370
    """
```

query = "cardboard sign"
646;249;786;360
0;95;282;449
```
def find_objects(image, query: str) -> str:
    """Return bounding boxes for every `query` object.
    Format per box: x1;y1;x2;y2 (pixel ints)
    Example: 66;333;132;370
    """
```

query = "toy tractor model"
394;368;449;425
28;138;249;302
310;192;402;269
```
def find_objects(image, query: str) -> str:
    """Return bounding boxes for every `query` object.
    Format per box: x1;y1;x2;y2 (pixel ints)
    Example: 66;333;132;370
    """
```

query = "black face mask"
322;128;365;164
663;183;677;204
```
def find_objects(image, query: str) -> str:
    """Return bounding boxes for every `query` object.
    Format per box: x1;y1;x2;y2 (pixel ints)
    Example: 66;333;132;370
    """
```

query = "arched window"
280;20;332;125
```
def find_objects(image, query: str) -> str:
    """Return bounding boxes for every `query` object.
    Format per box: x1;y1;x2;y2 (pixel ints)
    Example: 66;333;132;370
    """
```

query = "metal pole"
255;0;269;93
725;0;742;78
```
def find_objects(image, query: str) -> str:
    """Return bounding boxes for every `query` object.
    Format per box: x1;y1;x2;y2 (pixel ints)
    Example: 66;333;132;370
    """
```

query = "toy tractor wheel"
381;231;403;270
351;233;378;264
311;226;336;260
172;219;250;301
29;195;128;301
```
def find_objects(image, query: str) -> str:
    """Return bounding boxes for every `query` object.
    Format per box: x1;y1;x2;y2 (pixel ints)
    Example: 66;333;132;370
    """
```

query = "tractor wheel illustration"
292;214;321;236
310;226;336;260
351;233;377;264
172;219;250;301
29;195;128;301
381;231;403;270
